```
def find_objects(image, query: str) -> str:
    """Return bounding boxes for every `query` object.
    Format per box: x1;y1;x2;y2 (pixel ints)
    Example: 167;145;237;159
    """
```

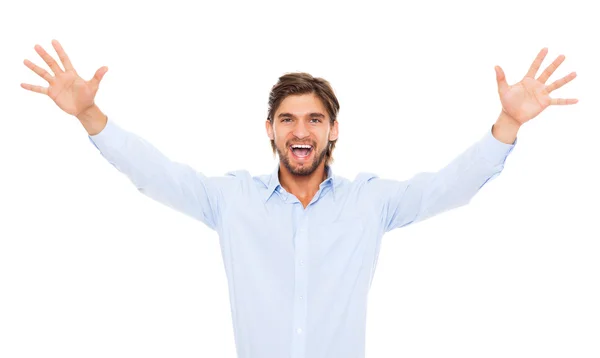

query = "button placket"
291;211;309;358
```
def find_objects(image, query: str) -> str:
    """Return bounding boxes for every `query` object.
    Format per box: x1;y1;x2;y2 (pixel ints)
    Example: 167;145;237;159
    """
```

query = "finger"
20;82;48;95
550;98;578;105
537;55;565;83
525;47;548;78
34;44;63;75
495;65;508;93
89;66;108;88
51;39;76;72
23;59;53;83
546;72;577;93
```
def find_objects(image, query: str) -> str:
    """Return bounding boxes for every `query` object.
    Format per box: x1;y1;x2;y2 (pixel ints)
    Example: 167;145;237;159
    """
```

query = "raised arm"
21;39;233;230
367;124;512;232
371;47;578;232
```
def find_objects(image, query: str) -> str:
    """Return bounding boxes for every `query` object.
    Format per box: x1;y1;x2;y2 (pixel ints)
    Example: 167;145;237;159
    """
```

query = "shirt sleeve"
87;117;237;231
364;126;516;233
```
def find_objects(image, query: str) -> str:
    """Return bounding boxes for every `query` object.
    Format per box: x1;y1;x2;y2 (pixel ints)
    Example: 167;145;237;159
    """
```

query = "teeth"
291;145;312;149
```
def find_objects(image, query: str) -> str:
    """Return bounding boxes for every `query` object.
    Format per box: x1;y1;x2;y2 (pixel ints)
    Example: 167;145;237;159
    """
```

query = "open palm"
21;40;108;116
495;48;577;125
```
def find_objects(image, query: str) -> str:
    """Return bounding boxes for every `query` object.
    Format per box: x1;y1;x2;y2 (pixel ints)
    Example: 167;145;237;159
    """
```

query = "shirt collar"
264;164;336;203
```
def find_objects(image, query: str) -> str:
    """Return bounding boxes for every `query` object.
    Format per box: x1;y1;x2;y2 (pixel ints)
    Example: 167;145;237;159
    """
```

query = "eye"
281;118;292;122
310;118;322;123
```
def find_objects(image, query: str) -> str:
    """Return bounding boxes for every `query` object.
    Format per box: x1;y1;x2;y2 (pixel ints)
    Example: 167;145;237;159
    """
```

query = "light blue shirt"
88;118;515;358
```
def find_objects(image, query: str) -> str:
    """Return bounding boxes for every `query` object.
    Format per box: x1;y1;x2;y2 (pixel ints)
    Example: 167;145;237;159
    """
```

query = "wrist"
76;104;107;136
492;111;521;144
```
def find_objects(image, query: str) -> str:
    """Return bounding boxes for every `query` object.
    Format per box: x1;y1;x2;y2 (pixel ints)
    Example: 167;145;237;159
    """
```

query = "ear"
265;119;274;140
329;120;339;141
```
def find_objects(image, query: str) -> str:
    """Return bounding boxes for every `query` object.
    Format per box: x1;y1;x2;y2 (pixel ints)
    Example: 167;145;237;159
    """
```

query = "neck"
278;162;328;205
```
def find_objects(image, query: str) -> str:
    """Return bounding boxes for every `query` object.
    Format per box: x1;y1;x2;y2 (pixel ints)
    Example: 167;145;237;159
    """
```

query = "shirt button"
300;260;304;266
299;296;303;300
297;328;303;334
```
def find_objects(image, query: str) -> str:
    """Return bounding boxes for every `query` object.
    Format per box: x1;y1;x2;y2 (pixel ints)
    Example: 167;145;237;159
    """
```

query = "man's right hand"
21;39;109;134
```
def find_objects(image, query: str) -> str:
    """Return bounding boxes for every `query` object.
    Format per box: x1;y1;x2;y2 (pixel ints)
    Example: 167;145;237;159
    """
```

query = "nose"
292;120;310;139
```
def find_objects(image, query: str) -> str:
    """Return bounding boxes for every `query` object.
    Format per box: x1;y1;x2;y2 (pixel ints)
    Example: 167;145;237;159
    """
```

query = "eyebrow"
278;112;326;118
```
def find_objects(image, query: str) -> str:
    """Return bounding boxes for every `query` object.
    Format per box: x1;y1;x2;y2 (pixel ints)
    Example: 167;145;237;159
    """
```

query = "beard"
276;142;328;176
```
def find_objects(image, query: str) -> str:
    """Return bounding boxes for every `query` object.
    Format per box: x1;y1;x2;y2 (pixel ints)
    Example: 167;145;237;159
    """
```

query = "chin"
283;158;315;176
290;165;318;176
280;152;324;177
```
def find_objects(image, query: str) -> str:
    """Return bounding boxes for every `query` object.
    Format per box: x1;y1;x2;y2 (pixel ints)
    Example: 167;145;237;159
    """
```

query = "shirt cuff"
87;116;125;152
477;125;517;165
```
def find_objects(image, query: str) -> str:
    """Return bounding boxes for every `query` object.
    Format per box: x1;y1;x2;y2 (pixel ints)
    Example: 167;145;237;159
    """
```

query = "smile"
290;144;313;159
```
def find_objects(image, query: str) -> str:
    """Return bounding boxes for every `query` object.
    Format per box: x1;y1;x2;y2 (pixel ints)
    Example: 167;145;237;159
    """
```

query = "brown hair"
267;72;340;166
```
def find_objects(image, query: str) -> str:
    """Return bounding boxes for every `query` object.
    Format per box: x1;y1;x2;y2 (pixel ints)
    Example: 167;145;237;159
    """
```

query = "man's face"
266;93;338;176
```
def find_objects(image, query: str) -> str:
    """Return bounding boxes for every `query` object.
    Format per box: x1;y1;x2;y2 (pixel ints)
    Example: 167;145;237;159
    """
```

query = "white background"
1;0;599;357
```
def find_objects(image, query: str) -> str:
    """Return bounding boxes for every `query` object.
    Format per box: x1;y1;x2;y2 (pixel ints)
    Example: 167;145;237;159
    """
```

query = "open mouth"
289;144;313;160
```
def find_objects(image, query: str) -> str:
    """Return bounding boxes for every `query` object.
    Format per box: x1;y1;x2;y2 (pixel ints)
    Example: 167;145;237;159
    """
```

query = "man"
22;40;577;358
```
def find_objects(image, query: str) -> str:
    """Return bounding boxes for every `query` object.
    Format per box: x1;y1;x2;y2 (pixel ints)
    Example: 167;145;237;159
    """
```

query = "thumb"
90;66;108;87
495;65;508;94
